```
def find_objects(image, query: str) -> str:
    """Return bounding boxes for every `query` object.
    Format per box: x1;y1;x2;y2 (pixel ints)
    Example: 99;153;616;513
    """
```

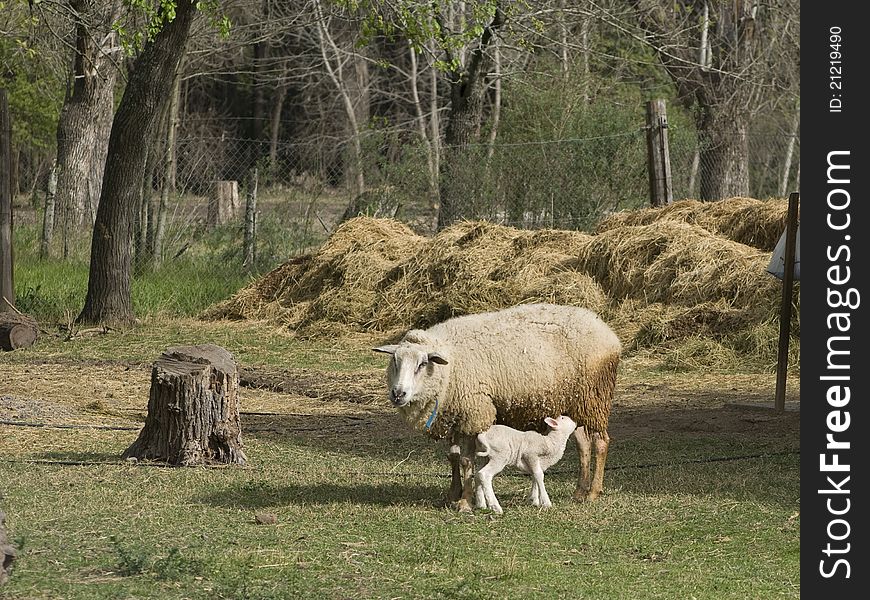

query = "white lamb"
374;303;621;512
475;415;578;514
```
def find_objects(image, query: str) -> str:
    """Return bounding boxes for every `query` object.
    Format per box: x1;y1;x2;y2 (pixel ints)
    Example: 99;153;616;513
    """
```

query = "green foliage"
0;14;64;155
115;0;231;54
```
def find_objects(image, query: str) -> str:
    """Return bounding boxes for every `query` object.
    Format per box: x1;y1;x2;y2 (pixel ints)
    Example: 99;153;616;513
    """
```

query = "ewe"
374;303;620;511
475;415;578;514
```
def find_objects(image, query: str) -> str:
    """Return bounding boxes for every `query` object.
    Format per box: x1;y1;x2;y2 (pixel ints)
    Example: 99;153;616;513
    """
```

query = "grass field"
0;319;800;600
1;205;799;599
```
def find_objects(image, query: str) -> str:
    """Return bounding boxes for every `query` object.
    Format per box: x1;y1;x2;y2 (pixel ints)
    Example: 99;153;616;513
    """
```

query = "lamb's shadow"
196;480;446;509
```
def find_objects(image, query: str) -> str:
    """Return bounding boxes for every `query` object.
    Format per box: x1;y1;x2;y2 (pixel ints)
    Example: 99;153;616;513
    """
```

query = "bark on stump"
123;344;247;466
0;313;38;351
0;510;15;585
207;180;240;228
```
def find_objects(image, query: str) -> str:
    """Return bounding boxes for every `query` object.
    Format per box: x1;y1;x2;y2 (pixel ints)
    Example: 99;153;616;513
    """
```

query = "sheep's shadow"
195;480;446;509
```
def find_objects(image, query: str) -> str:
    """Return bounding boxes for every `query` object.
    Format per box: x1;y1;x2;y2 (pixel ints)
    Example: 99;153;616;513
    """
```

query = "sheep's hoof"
573;488;602;502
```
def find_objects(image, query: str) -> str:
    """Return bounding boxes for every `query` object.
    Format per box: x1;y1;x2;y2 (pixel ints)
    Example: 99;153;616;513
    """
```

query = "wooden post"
243;168;258;270
123;344;247;466
774;191;800;413
0;89;13;312
645;99;673;207
207;180;240;228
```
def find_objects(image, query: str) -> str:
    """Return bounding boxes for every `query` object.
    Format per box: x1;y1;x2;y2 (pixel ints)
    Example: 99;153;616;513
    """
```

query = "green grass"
0;320;800;599
2;211;799;599
0;427;800;600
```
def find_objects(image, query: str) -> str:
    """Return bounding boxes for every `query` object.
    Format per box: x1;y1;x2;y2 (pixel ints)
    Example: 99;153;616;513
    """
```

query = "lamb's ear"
427;352;449;365
544;417;559;429
373;345;399;355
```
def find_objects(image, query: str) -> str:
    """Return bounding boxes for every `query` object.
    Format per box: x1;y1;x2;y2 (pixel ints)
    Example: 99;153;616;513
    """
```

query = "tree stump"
0;510;15;585
207;180;240;228
122;344;247;466
0;313;38;351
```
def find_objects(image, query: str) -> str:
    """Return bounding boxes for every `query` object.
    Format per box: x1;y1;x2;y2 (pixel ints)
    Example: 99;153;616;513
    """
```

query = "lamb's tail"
475;434;490;458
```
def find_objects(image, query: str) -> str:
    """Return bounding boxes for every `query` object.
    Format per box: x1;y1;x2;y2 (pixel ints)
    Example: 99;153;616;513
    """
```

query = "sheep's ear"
373;345;399;355
427;352;448;365
544;417;559;429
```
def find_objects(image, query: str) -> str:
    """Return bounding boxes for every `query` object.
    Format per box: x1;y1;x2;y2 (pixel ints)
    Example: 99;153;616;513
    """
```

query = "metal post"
774;192;800;412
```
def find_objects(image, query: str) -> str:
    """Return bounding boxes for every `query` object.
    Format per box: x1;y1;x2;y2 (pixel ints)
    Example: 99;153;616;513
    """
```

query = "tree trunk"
0;510;15;585
437;78;487;229
54;0;120;228
122;344;247;466
0;313;39;351
40;166;57;258
436;4;503;230
0;89;12;312
153;60;184;268
698;113;750;201
78;0;197;326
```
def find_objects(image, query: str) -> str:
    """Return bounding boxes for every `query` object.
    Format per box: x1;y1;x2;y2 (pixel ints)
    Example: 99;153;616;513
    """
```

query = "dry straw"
201;200;798;367
595;197;789;251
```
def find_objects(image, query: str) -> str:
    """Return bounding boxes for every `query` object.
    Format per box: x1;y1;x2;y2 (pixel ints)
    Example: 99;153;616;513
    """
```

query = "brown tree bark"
54;0;121;228
436;3;503;230
78;0;198;326
122;344;247;466
0;313;39;351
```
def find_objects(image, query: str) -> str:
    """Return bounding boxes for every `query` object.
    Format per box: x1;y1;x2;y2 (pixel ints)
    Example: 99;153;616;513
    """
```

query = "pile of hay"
202;218;425;330
203;197;798;369
595;197;789;251
369;222;605;330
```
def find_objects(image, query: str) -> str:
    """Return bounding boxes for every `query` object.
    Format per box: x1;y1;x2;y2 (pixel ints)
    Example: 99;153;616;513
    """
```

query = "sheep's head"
372;339;448;408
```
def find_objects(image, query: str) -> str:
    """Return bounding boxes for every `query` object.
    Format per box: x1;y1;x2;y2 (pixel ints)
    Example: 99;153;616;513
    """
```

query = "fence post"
0;89;14;312
774;191;800;413
645;99;673;207
243;168;258;271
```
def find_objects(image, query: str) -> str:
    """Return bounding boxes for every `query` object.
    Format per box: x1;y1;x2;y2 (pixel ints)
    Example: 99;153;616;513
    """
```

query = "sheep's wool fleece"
398;303;621;439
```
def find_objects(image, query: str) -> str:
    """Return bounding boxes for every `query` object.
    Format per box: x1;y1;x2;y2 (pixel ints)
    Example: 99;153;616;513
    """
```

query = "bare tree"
628;0;800;200
52;0;122;238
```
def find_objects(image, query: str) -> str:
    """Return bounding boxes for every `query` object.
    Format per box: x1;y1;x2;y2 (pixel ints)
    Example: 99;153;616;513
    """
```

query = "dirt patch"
0;360;798;448
240;366;385;405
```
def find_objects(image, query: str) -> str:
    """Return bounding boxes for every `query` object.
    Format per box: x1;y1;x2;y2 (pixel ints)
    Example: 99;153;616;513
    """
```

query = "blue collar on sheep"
425;397;439;430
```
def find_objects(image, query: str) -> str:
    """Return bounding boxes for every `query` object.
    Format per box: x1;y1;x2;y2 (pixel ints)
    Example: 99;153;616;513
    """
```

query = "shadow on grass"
196;480;446;509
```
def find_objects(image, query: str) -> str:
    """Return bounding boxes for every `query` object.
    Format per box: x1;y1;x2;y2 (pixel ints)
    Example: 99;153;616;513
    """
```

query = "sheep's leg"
448;436;475;512
532;468;551;509
447;444;463;503
587;431;610;501
572;426;594;501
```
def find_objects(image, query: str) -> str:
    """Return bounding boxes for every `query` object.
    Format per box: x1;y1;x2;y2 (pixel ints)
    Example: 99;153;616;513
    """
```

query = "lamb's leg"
532;468;551;509
475;461;504;514
572;426;594;501
587;430;610;501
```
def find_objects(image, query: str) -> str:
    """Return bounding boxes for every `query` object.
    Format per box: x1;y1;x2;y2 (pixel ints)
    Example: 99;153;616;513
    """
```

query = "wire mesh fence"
166;120;798;235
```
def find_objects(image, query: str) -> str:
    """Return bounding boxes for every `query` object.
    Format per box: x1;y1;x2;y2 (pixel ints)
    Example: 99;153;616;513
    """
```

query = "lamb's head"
373;331;449;408
545;415;578;436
